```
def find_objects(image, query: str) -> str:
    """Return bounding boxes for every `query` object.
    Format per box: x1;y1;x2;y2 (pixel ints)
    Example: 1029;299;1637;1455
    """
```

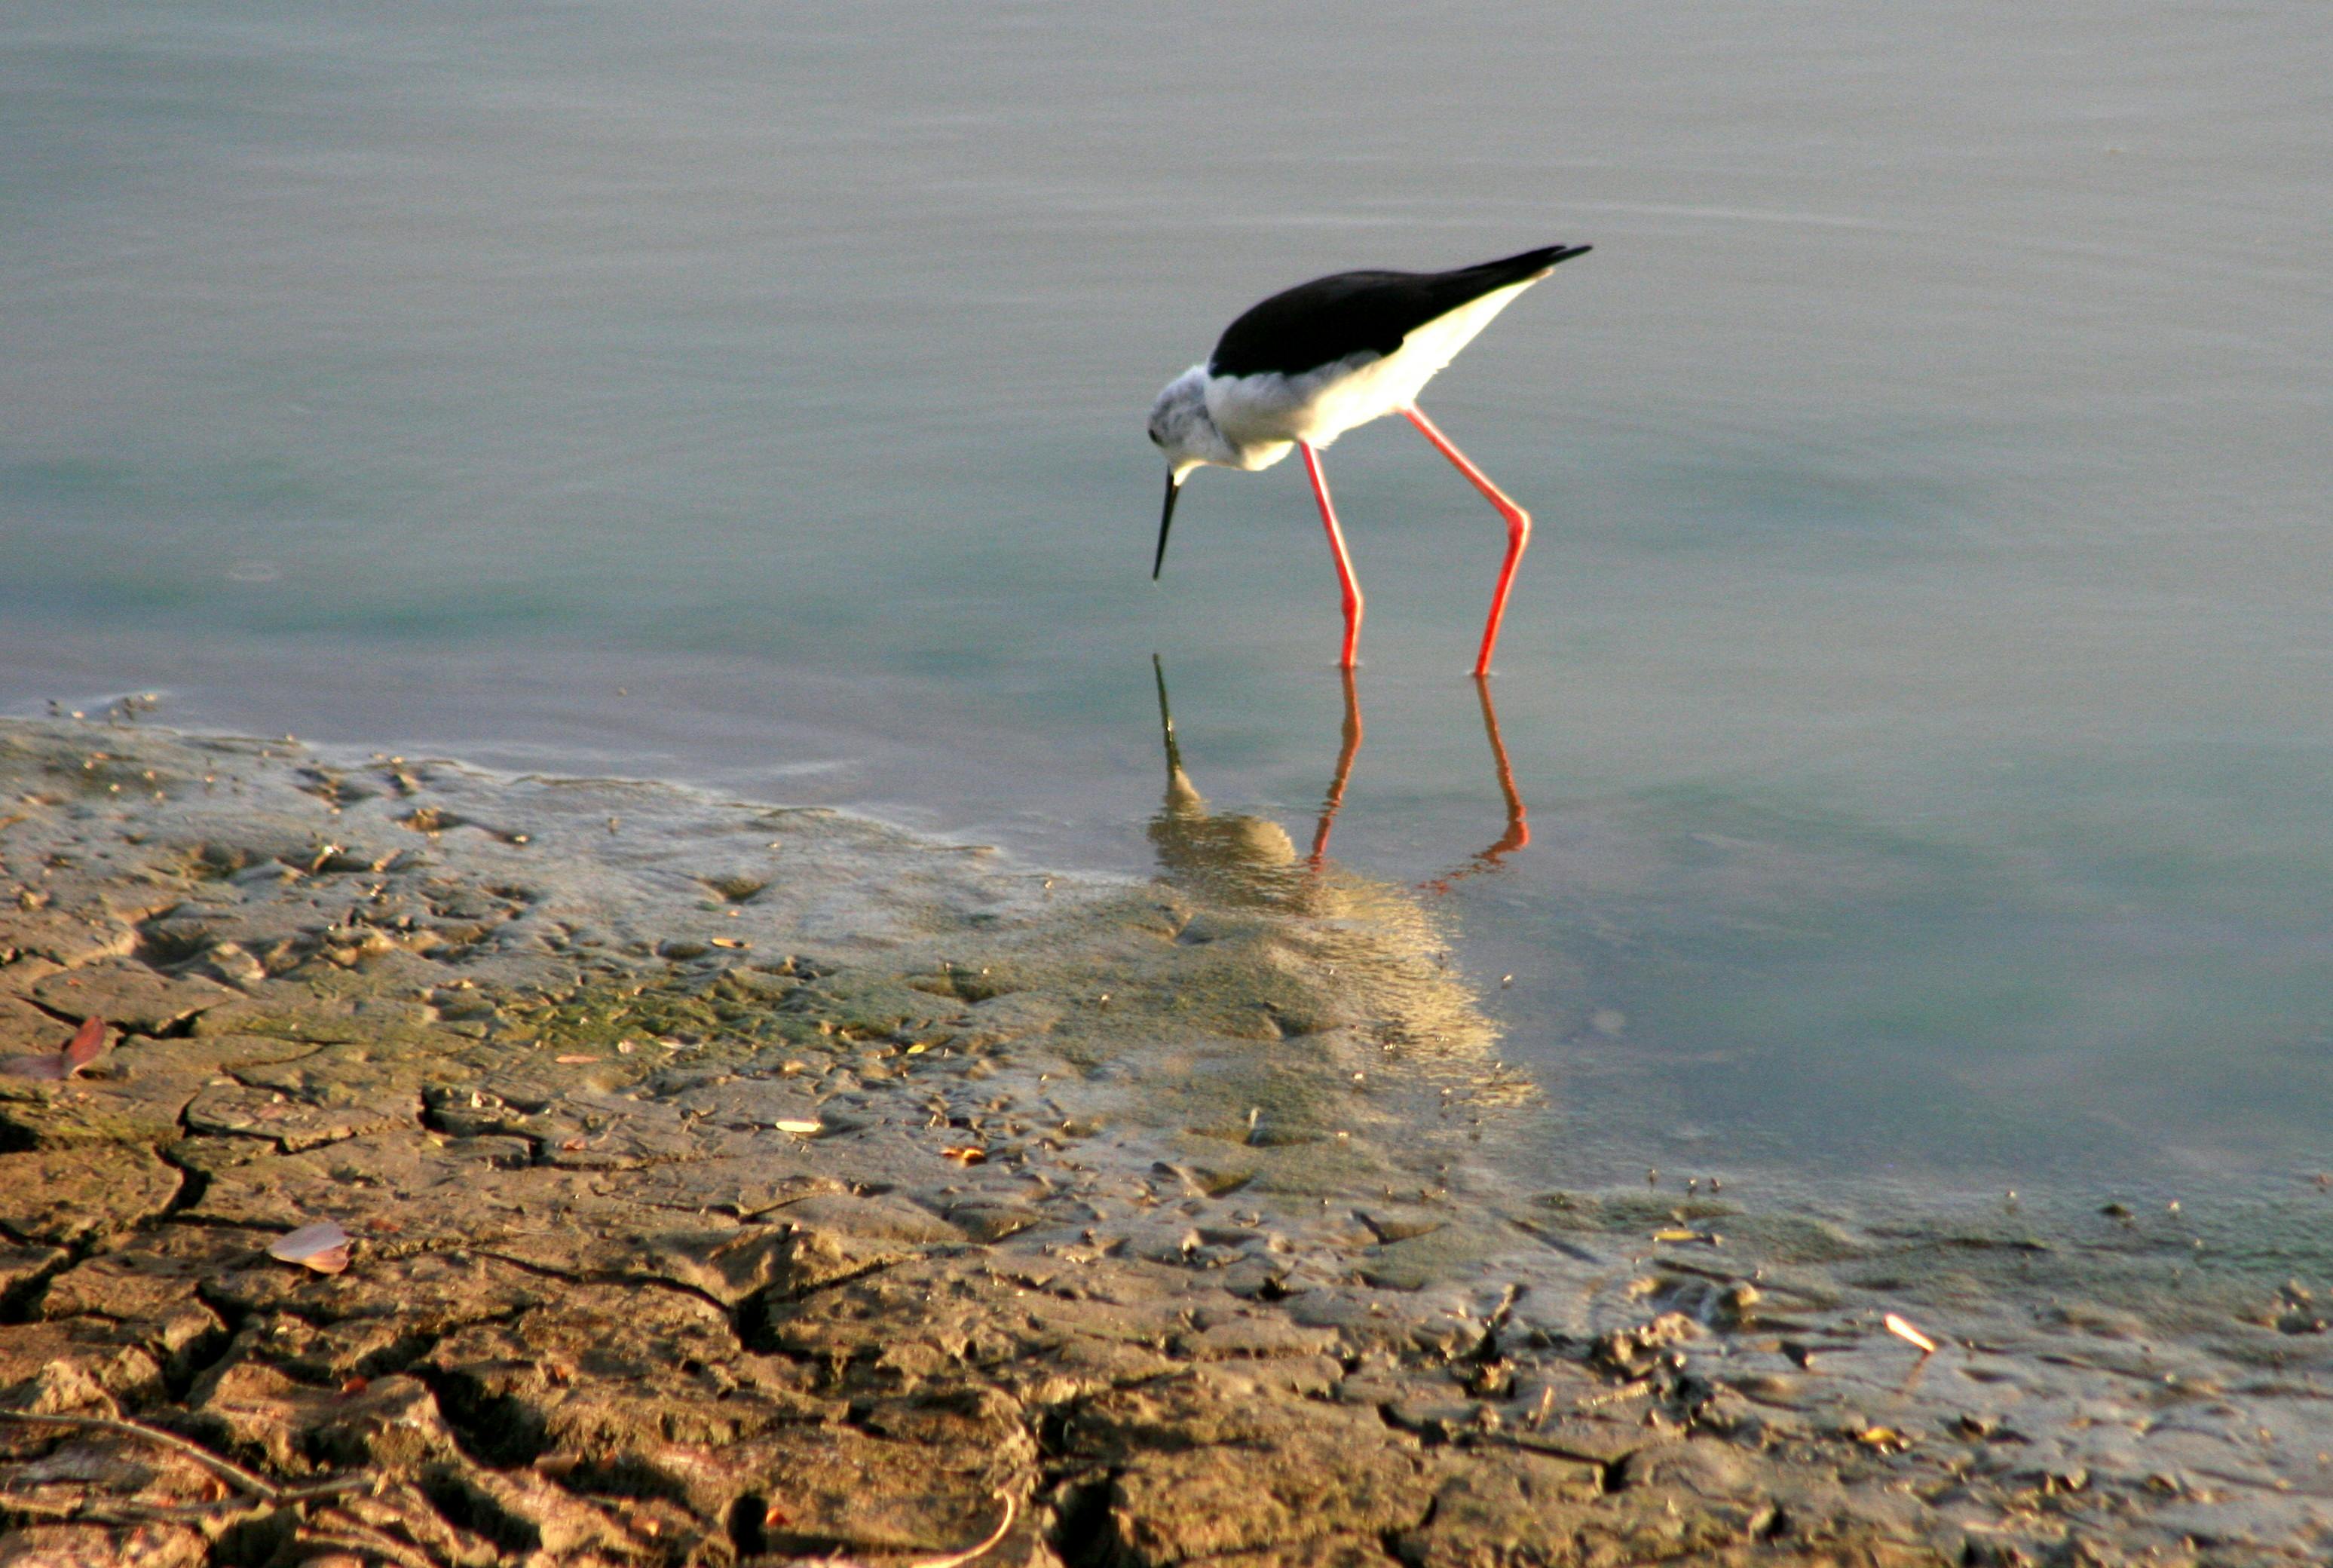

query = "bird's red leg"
1300;441;1364;669
1403;406;1530;676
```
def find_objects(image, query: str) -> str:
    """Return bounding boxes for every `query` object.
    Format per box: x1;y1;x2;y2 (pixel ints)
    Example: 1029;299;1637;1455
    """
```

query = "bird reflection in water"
1144;657;1531;1112
1148;657;1530;907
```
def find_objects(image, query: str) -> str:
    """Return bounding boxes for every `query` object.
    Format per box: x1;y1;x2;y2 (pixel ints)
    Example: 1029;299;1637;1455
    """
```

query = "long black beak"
1152;471;1182;580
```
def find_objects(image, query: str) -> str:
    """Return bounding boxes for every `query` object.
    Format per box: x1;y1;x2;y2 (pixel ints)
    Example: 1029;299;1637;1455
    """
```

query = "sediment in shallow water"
0;715;2326;1566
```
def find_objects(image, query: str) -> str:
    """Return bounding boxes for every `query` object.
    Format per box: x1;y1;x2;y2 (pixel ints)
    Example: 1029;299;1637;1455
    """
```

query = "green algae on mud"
0;713;2328;1566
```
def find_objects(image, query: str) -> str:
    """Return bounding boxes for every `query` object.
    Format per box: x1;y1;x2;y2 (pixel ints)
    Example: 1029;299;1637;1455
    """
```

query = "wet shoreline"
1;714;2325;1565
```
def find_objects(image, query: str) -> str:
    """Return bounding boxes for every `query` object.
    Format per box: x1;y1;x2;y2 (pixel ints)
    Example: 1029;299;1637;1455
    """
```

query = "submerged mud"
0;714;2325;1566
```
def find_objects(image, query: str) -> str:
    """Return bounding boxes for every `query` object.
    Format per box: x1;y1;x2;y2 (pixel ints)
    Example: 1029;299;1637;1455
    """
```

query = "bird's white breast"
1204;277;1537;461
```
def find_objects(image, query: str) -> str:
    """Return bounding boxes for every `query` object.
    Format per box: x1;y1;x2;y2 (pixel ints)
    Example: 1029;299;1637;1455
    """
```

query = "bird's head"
1146;365;1232;578
1146;366;1223;470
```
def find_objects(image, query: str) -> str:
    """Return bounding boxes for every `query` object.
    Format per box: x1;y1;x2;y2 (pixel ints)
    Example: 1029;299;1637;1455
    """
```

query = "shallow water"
5;2;2330;1200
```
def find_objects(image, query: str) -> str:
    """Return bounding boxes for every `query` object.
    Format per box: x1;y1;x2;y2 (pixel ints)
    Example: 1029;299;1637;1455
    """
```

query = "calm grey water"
6;3;2329;1197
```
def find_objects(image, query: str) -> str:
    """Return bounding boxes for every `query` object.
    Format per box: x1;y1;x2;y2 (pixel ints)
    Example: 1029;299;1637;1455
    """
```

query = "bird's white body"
1150;277;1538;479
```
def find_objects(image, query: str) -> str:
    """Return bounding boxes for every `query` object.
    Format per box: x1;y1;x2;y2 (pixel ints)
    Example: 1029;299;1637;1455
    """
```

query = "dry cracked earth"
0;716;2327;1568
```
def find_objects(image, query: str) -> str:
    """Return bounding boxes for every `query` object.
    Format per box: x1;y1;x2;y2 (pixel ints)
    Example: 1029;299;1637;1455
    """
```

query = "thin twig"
781;1491;1019;1568
0;1408;280;1499
275;1474;384;1502
0;1471;369;1529
0;1488;266;1527
308;1500;455;1568
0;1488;78;1521
906;1492;1017;1568
296;1521;442;1568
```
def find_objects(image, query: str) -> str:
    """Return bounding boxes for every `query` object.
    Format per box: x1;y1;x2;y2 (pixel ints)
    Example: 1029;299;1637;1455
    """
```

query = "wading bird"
1146;243;1590;674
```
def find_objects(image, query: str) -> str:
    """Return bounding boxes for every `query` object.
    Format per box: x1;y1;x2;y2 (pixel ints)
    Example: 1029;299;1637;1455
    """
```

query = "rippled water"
6;2;2329;1197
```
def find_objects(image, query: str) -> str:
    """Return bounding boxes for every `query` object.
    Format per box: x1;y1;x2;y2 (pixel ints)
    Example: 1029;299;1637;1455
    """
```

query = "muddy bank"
0;714;2325;1567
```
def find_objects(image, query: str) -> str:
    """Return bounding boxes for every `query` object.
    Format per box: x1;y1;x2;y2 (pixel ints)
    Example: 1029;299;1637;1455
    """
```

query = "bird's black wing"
1208;243;1589;380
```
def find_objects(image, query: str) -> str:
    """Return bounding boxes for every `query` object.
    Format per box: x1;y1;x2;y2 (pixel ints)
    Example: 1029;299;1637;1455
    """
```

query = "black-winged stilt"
1146;243;1591;675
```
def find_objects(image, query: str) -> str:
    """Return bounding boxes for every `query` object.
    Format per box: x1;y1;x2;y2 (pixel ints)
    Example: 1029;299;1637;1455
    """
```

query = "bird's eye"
1148;427;1164;446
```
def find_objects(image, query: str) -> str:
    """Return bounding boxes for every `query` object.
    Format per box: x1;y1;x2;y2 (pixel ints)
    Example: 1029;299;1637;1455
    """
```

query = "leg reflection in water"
1149;657;1529;902
1419;676;1532;895
1308;667;1364;867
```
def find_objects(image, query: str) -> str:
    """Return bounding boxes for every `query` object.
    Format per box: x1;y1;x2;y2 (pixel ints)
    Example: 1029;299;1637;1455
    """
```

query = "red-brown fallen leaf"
2;1015;108;1080
60;1015;105;1076
340;1375;370;1396
763;1502;792;1527
268;1220;352;1274
559;1136;588;1151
